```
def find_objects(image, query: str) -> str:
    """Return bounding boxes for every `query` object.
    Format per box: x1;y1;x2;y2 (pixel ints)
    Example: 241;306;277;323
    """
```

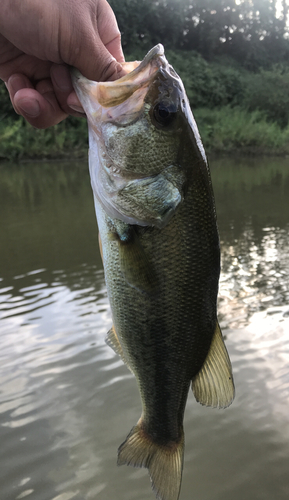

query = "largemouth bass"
72;44;234;500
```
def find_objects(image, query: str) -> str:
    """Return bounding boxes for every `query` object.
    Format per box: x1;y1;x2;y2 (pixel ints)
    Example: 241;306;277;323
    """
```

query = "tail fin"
117;421;184;500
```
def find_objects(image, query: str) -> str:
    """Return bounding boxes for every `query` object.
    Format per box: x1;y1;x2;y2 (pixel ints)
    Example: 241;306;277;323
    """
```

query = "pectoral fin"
106;325;133;373
191;322;235;409
117;228;159;294
98;233;103;262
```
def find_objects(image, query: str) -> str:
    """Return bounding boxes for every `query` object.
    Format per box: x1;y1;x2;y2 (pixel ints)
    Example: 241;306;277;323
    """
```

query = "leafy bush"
0;115;88;161
194;106;289;154
242;69;289;128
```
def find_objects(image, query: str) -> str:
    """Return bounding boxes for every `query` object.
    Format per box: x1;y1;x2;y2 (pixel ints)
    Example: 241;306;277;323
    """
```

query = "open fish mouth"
71;44;173;117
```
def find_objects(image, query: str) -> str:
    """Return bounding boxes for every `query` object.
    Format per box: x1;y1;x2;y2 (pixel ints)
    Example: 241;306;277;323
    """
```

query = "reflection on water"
0;158;289;500
211;157;289;330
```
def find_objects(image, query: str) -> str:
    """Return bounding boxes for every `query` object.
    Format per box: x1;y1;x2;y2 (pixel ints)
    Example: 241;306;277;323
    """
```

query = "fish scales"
72;44;234;500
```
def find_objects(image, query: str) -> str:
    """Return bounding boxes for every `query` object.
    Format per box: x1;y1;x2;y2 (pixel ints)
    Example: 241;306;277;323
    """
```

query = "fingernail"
69;104;85;113
18;98;40;117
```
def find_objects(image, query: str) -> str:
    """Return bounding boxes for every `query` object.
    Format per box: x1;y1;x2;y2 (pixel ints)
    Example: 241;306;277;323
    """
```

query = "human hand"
0;0;125;128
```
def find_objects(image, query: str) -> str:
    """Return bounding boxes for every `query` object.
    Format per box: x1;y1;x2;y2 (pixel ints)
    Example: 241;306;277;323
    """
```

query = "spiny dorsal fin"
118;420;184;500
106;326;133;373
191;322;235;409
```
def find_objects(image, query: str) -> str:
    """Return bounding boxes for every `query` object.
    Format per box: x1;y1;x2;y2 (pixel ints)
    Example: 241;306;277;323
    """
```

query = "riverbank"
2;45;289;161
195;107;289;157
1;106;289;162
0;115;88;162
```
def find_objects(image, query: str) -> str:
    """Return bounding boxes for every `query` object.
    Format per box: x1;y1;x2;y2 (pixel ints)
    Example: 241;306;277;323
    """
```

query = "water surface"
0;157;289;500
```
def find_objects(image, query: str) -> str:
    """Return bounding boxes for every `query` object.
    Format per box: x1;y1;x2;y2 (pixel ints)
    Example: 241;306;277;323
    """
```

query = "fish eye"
152;103;176;127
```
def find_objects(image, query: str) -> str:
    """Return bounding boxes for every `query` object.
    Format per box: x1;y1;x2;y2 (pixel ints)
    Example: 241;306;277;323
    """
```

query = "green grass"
194;106;289;155
0;115;88;162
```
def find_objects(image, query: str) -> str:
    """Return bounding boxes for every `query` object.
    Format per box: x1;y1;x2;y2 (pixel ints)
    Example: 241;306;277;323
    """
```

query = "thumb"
65;0;125;82
75;37;125;82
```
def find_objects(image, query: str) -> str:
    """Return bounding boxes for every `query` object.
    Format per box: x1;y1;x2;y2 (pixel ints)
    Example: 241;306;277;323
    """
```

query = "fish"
71;44;235;500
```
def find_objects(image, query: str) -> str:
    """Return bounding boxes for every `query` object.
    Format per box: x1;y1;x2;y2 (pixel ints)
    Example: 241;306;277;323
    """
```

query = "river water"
0;157;288;500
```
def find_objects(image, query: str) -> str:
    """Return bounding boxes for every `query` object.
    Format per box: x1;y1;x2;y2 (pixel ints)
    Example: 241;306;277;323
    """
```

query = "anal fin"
192;322;235;409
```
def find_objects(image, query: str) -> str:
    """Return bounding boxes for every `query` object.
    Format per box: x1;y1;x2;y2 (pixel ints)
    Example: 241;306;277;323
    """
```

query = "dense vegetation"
1;0;289;160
